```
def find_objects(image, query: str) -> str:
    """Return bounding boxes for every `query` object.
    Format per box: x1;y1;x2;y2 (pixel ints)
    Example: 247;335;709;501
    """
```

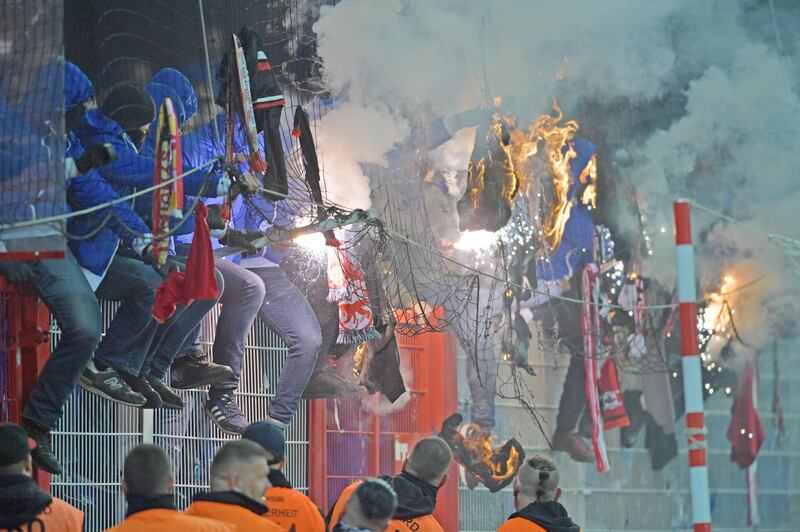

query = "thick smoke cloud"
312;0;800;344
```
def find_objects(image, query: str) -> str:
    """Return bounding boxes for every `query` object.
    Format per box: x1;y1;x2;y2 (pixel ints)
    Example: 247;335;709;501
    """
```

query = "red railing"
308;315;459;531
0;277;53;489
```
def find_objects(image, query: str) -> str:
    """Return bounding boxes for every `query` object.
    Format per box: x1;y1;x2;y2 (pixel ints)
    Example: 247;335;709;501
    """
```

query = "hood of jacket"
150;67;198;121
192;491;268;516
74;108;131;149
0;474;52;529
510;501;580;532
65;60;94;112
379;471;438;520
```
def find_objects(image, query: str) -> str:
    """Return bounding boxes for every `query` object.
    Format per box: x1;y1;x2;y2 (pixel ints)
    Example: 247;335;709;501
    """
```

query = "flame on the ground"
531;99;580;251
462;424;522;482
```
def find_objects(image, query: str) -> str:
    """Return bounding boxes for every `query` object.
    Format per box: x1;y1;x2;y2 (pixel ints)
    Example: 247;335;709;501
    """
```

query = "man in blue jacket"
71;81;220;411
137;70;266;433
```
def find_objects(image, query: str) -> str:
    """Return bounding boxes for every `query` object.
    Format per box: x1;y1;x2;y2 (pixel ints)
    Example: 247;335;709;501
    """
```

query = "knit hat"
101;82;155;131
242;420;285;465
0;423;35;467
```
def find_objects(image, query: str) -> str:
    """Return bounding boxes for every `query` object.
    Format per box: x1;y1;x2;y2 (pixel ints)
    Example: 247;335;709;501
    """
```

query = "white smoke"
312;0;800;343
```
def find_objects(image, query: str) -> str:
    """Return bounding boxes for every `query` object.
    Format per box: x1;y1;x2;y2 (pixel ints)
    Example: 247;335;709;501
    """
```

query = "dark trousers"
553;292;588;433
23;251;102;429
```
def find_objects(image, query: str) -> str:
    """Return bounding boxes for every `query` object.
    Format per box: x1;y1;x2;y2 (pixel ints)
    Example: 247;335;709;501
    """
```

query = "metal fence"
49;300;308;531
456;339;800;531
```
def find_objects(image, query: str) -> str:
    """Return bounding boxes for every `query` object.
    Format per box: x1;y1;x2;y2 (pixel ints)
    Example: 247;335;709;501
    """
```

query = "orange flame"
462;424;522;481
532;99;580;250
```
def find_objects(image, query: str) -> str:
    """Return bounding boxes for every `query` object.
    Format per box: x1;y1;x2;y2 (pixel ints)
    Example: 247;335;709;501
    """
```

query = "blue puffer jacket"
537;139;597;281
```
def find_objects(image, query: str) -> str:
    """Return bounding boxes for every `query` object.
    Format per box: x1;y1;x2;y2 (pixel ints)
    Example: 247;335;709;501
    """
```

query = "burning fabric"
438;413;525;493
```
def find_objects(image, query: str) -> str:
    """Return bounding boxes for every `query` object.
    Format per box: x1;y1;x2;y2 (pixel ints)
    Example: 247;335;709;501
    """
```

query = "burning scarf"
327;247;379;344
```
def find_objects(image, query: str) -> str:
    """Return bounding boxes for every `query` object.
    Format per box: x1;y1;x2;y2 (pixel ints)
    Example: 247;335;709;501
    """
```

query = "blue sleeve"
537;207;594;280
68;169;151;246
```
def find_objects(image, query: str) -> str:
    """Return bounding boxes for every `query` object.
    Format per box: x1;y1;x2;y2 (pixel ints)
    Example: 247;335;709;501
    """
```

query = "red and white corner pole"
674;200;712;532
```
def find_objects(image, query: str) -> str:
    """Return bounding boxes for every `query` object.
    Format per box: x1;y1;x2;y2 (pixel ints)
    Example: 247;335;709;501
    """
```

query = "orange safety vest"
185;500;283;531
104;508;234;532
329;482;444;532
37;497;84;531
497;517;548;532
264;486;326;532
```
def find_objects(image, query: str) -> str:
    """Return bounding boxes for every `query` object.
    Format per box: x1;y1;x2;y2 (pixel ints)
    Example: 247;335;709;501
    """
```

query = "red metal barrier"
308;322;459;531
0;277;53;488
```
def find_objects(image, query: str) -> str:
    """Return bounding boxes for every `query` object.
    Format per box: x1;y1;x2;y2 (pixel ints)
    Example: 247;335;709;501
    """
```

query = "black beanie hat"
102;82;155;131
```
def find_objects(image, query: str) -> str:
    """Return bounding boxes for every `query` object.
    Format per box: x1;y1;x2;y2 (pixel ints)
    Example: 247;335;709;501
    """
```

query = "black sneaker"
118;373;163;409
21;417;62;476
145;375;184;410
79;362;147;407
204;392;249;434
302;369;362;399
170;354;233;389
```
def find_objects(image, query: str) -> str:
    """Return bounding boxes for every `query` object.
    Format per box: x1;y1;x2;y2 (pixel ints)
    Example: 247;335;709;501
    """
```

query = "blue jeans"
249;266;321;425
145;266;224;379
23;251;102;429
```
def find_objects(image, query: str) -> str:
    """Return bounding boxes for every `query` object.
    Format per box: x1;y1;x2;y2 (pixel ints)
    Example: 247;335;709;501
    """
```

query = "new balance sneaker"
79;362;147;407
118;373;162;409
21;417;62;476
204;392;249;434
145;375;184;410
170;353;233;389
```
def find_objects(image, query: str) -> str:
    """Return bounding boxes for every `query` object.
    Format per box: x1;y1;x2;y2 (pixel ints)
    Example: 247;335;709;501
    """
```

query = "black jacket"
0;474;52;529
379;471;438;520
509;501;580;532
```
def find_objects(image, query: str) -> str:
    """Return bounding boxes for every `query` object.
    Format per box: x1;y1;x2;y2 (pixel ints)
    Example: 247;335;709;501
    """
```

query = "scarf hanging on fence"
327;247;380;344
582;263;610;472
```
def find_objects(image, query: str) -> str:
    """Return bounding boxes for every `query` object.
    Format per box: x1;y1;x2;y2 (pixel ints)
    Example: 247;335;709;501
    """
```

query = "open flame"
453;229;498;252
702;274;735;335
531;99;581;251
438;413;525;492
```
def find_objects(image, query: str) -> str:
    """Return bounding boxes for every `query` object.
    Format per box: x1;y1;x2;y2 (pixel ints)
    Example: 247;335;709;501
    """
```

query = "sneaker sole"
202;404;246;435
170;373;233;390
79;376;147;407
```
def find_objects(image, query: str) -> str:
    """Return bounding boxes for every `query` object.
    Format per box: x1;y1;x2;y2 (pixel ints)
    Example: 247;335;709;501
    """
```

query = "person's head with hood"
513;454;560;510
142;82;186;155
565;138;597;208
65;60;96;132
150;67;198;125
101;81;155;149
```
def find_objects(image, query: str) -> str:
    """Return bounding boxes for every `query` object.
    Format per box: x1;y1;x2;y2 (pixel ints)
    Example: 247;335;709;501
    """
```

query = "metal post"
674;200;712;532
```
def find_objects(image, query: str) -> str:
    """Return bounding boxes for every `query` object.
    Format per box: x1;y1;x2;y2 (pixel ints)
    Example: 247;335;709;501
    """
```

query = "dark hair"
123;444;172;496
354;478;397;521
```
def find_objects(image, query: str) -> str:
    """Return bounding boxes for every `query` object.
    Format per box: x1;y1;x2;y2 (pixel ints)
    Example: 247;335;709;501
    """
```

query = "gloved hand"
141;245;184;278
76;143;116;173
232;172;261;196
0;261;35;285
219;228;263;256
205;204;228;231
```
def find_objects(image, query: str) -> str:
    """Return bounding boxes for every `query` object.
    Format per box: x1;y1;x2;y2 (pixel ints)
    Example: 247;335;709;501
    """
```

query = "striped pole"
674;200;712;532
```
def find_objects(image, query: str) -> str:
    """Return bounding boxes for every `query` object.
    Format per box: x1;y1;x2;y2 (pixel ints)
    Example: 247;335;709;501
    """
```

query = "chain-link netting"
0;0;66;258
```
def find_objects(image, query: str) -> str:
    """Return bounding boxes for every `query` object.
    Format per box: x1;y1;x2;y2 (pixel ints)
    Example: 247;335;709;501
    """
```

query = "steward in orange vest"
185;491;282;531
498;454;580;532
105;495;233;532
265;469;326;531
328;471;445;532
243;420;327;531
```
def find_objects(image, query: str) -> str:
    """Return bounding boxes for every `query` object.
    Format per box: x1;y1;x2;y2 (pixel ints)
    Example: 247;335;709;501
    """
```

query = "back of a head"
517;454;559;502
0;423;32;475
242;420;285;468
347;478;397;530
123;444;172;496
405;436;453;485
210;439;269;501
101;81;155;132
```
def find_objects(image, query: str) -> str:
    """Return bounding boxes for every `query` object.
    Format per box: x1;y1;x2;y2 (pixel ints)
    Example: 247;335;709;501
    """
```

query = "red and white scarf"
582;263;610;472
327;247;380;344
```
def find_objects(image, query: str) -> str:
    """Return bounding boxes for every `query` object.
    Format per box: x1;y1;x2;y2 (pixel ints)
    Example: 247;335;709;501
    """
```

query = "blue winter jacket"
537;139;597;281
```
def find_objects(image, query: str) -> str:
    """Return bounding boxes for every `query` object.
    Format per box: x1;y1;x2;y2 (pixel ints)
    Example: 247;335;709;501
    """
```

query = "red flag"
151;203;219;323
727;362;765;469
